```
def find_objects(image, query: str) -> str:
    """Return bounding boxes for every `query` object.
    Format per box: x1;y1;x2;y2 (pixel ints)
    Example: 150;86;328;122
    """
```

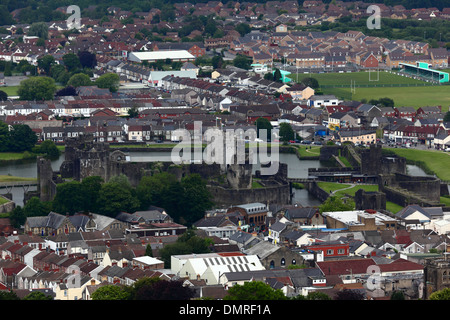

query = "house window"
338;249;346;255
281;258;286;267
327;249;334;255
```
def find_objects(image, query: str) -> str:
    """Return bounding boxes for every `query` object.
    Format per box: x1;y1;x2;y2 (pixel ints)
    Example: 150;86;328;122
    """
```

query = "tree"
390;290;405;300
37;55;55;75
23;197;51;218
211;55;224;69
9;206;25;229
0;121;9;152
91;285;130;300
232;54;252;70
443;111;450;122
301;77;319;89
429;287;450;300
273;68;282;82
36;140;60;160
0;290;20;300
8;124;38;152
334;289;365;300
80;176;103;212
78;51;97;69
62;53;81;72
235;23;251;37
369;97;395;108
18;76;56;101
255;117;273;140
55;86;77;97
28;22;48;40
319;196;354;213
133;279;194;300
179;174;214;225
0;90;7;101
136;172;178;210
279;123;295;142
67;73;92;88
23;291;53;300
96;177;140;217
95;73;120;92
127;106;139;118
52;181;85;214
224;281;287;300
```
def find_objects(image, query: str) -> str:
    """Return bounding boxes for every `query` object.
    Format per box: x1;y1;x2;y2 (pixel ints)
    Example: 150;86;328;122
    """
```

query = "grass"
296;145;321;157
0;175;37;182
252;180;264;189
293;71;427;86
334;184;379;198
0;85;64;97
322;85;450;109
386;201;404;214
317;181;380;197
0;86;20;96
0;152;30;160
317;182;351;193
384;148;450;181
440;196;450;207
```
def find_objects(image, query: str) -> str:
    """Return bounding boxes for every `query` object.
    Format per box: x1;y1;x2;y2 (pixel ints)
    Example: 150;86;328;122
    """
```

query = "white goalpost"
369;68;380;81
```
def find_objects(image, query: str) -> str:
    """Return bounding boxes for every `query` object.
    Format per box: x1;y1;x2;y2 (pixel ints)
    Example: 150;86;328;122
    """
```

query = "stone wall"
355;189;386;210
208;183;291;207
0;195;15;213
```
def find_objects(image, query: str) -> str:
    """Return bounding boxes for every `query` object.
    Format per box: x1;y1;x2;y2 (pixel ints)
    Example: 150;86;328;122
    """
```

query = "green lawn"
440;196;450;207
296;145;321;157
385;148;450;181
0;175;37;182
334;184;379;198
322;85;450;109
386;201;404;214
293;71;427;86
317;181;351;193
0;86;20;96
0;152;29;160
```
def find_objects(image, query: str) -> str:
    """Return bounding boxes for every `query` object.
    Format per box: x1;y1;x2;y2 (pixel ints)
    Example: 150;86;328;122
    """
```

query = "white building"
308;95;340;108
128;50;195;63
171;252;265;285
147;70;196;87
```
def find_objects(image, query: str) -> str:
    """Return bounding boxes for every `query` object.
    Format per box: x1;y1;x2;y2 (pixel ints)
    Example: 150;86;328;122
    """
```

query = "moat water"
0;151;435;207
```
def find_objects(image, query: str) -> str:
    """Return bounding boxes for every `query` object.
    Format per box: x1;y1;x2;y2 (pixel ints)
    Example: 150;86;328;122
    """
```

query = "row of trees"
0;122;38;153
9;172;214;228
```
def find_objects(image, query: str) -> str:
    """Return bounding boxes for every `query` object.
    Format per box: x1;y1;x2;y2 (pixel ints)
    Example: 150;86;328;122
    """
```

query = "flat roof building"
128;50;195;63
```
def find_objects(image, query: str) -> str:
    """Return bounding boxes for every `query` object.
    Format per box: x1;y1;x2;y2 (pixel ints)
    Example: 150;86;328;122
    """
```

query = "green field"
322;85;450;109
292;71;449;109
385;148;450;181
0;86;20;96
293;71;427;86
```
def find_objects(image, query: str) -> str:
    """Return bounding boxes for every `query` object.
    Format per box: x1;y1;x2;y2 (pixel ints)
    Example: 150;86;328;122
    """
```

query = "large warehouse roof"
128;50;195;62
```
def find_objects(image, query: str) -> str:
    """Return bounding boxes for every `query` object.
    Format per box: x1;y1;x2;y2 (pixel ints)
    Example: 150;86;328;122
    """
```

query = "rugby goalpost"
369;68;380;81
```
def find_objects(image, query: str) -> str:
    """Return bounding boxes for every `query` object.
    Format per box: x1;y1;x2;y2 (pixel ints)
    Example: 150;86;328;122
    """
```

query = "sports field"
293;70;427;86
322;85;450;109
293;71;450;109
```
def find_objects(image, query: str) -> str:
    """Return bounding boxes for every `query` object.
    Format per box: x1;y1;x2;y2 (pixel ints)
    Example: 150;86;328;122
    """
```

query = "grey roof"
397;205;431;220
229;231;255;244
286;207;318;220
244;241;279;259
269;221;286;233
26;212;66;230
